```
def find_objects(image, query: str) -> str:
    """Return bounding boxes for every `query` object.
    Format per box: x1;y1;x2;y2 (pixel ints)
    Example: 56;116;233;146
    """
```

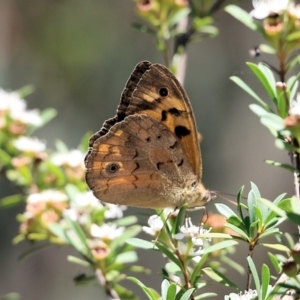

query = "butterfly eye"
106;163;120;173
159;87;168;97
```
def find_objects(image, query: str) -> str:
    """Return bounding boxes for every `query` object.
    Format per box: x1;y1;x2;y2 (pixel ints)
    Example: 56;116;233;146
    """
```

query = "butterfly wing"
85;114;201;208
87;61;202;181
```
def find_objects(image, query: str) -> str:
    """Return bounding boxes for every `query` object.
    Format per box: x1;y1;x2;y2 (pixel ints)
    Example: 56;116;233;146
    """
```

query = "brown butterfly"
85;61;211;209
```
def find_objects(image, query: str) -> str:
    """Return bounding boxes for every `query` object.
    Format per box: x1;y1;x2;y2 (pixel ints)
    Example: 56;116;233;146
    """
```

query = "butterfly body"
85;61;209;209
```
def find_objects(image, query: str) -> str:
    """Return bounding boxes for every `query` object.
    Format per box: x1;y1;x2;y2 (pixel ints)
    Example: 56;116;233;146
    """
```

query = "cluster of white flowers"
14;136;46;153
0;88;42;127
225;289;258;300
250;0;289;19
63;191;127;224
90;223;125;241
51;150;85;168
27;189;68;203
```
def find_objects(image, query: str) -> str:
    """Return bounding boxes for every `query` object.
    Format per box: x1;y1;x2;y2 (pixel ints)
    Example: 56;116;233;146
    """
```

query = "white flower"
142;215;164;236
289;93;300;116
10;109;42;126
225;289;258;300
104;203;127;219
63;208;78;221
27;190;68;203
51;150;85;168
0;89;26;112
90;223;125;240
163;208;179;218
250;0;289;19
74;191;102;209
174;218;211;246
14;136;46;153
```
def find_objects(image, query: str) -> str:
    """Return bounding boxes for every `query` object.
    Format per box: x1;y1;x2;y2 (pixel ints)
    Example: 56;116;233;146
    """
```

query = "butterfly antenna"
212;190;247;206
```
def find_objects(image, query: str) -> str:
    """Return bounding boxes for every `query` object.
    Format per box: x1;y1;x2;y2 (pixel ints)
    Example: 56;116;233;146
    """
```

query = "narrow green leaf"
277;91;288;118
156;242;181;267
203;240;238;254
174;205;187;234
259;228;281;239
215;203;239;218
268;252;281;273
247;256;260;292
67;255;91;267
114;216;138;227
127;277;158;300
115;251;138;264
287;31;300;42
260;114;284;131
237;185;245;221
256;198;286;218
0;149;11;165
220;256;245;275
202;267;239;289
40;108;57;126
169;7;190;27
230;76;271;111
249;103;270;117
247;190;256;224
261;243;290;252
261;264;270;300
126;238;157;250
265;160;295;172
225;223;249;240
55;140;69;153
194;293;217;299
247;62;276;105
225;5;261;31
0;194;24;208
259;44;276;54
179;289;195;300
161;279;170;300
286;212;300;225
190;253;209;285
166;283;177;300
0;293;21;300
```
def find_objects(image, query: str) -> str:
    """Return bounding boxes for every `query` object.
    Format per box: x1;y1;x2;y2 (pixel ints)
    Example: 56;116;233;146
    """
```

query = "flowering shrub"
2;1;300;299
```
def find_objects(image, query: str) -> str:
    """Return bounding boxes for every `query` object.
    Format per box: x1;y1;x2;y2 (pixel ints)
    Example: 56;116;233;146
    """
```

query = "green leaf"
156;242;181;267
161;279;170;300
126;238;157;250
286;212;300;225
265;160;295;172
230;76;271;111
0;194;24;208
127;277;159;300
225;5;261;31
277;90;288;118
190;253;209;285
237;185;245;221
194;293;217;299
202;267;239;289
203;240;238;254
259;44;276;54
256;198;286;218
115;251;138;264
225;223;249;240
17;85;34;97
247;190;256;224
259;228;281;239
55;140;69;153
179;289;195;300
261;243;289;252
174;205;187;234
78;131;92;152
260;114;284;131
247;256;260;292
249;103;270;118
166;283;177;300
247;62;276;105
215;203;239;218
287;31;300;42
220;256;245;275
261;264;270;300
67;255;91;267
268;252;281;273
287;56;300;73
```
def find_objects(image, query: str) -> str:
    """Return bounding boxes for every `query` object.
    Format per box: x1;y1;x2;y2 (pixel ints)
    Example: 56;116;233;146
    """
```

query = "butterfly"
85;61;211;209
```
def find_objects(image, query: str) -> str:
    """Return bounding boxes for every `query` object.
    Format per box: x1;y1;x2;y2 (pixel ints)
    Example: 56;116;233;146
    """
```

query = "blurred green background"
0;1;294;299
